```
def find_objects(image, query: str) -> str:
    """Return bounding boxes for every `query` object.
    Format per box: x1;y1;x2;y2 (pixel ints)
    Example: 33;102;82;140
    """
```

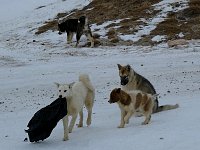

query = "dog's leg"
67;32;71;44
75;31;83;47
142;113;151;125
85;97;93;126
78;110;83;127
118;109;126;128
69;114;78;133
69;32;74;43
86;106;92;126
124;111;134;124
86;32;94;48
62;115;69;141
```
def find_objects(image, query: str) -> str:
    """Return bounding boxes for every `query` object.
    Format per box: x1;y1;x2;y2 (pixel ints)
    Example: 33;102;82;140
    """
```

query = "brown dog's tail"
155;104;179;113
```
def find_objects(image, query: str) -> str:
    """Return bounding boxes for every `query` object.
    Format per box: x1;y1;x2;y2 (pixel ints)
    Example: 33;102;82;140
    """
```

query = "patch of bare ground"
35;0;200;46
35;0;160;46
150;0;200;44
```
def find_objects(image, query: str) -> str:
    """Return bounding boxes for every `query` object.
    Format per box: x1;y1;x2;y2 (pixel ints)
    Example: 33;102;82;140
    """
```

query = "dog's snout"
120;76;129;85
58;31;62;35
59;95;62;98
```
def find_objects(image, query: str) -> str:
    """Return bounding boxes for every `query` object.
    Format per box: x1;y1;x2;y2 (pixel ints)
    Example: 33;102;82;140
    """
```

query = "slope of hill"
35;0;200;46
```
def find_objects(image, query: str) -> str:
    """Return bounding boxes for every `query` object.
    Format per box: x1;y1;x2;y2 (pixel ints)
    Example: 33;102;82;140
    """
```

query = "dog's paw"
141;121;149;125
63;137;69;141
74;44;78;48
78;123;83;128
86;119;91;126
117;125;125;128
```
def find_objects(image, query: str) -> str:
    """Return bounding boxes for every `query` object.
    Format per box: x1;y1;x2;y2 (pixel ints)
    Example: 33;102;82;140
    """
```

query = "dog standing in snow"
108;88;157;128
58;16;94;47
55;74;95;140
117;64;179;113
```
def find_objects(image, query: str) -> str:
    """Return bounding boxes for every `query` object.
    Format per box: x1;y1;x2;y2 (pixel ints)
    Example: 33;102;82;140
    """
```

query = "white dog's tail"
79;74;95;92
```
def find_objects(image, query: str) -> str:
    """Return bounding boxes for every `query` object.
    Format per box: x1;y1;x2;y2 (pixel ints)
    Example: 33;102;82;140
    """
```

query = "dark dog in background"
58;16;94;47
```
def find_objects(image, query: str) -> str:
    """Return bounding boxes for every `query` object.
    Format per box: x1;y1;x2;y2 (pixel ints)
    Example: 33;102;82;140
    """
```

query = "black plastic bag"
25;97;67;142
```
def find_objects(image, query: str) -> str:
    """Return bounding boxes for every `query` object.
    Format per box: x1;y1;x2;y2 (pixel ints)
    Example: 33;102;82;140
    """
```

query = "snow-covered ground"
0;0;200;150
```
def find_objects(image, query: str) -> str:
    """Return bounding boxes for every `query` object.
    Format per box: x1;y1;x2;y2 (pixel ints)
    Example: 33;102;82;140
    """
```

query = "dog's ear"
126;64;131;71
54;82;60;88
117;64;122;70
116;88;121;93
69;82;75;89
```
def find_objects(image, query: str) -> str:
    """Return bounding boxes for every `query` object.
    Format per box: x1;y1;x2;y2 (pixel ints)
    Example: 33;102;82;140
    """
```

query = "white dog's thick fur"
55;74;95;141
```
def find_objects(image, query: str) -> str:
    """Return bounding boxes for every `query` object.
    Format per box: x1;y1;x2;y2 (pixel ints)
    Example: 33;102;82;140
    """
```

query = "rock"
167;39;188;47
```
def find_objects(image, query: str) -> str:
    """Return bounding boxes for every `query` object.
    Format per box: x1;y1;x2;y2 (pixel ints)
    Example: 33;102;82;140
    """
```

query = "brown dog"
117;64;179;113
108;88;157;128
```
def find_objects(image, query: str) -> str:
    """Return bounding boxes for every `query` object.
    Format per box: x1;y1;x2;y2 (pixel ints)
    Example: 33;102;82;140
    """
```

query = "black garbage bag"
25;97;67;142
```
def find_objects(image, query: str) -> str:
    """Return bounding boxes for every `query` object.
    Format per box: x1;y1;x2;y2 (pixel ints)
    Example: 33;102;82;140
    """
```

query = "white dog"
55;74;95;141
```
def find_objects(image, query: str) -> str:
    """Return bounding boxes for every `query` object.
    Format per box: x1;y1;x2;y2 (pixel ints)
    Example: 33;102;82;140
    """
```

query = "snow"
0;0;200;150
152;35;166;42
91;19;124;38
178;32;185;38
119;0;189;42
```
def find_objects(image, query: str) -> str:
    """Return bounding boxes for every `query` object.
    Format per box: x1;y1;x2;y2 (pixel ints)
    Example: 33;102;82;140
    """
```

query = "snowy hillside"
0;0;200;150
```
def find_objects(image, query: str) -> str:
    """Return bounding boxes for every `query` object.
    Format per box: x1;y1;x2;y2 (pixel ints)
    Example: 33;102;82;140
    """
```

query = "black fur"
58;19;79;34
58;16;94;47
25;97;67;142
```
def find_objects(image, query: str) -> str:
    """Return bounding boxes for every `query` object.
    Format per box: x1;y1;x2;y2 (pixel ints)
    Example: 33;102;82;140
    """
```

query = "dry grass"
35;20;58;35
150;13;181;40
35;0;200;46
35;0;160;36
150;0;200;42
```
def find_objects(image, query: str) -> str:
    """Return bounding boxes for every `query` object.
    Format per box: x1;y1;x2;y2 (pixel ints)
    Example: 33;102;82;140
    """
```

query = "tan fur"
135;93;142;109
109;88;155;128
117;64;179;113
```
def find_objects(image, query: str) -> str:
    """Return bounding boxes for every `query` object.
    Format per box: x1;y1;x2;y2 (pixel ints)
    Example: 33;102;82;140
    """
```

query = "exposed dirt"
35;0;200;46
150;0;200;42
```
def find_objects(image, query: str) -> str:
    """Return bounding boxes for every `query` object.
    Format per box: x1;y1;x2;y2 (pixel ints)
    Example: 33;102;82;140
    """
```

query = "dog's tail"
155;104;179;113
79;74;95;92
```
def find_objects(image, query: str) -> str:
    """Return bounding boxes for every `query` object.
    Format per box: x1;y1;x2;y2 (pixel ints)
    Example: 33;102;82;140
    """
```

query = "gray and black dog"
58;16;94;47
117;64;179;113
